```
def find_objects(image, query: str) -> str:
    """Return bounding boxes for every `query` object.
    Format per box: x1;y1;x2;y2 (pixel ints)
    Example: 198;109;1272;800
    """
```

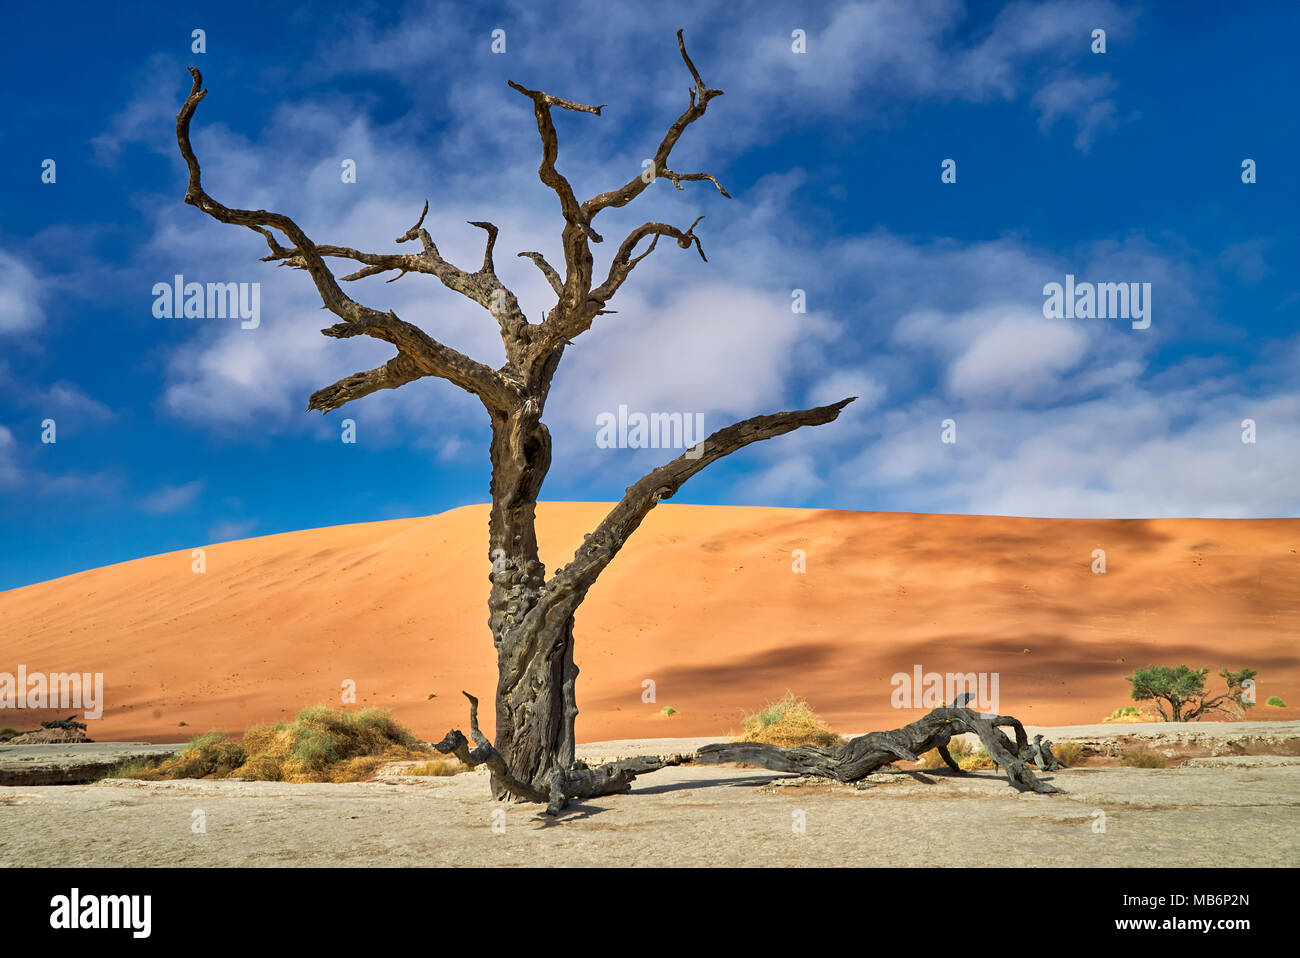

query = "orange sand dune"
2;504;1298;743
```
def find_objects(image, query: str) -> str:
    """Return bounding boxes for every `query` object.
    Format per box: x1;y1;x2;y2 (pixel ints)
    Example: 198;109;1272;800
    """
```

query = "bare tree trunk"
490;613;579;798
485;403;568;797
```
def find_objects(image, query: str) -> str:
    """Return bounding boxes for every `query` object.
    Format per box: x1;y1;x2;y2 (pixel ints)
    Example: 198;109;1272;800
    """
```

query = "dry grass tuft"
111;706;433;783
1052;741;1085;765
402;759;464;777
918;737;996;770
1103;706;1154;723
735;692;842;748
1120;747;1168;768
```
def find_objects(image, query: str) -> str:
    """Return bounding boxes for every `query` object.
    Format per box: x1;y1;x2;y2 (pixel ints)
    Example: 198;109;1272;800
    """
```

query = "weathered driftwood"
436;695;1065;812
697;706;1066;794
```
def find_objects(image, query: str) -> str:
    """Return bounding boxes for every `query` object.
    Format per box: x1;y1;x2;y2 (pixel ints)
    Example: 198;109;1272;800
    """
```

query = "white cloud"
0;251;45;334
208;518;258;542
830;381;1300;518
808;369;886;410
946;309;1090;402
0;424;18;487
738;454;824;504
91;53;184;165
40;383;113;421
139;480;205;515
1031;75;1120;151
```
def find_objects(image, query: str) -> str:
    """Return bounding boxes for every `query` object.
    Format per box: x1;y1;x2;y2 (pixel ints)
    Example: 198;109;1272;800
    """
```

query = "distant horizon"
4;500;1296;593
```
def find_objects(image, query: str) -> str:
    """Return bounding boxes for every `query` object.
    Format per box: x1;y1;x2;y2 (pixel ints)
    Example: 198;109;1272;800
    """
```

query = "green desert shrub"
1125;665;1256;721
1266;696;1286;708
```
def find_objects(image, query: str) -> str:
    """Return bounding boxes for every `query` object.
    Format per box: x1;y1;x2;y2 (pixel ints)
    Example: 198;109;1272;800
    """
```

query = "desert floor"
3;724;1298;867
2;503;1298;743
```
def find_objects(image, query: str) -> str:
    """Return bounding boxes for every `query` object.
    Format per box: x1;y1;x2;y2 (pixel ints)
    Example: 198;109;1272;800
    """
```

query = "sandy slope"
1;504;1297;742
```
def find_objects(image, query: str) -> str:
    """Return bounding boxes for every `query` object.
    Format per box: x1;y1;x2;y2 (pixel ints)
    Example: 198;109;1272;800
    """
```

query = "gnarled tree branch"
259;205;530;350
517;251;565;296
581;30;727;218
507;80;604;310
176;68;520;410
307;352;425;414
590;216;708;307
533;30;731;352
537;397;856;616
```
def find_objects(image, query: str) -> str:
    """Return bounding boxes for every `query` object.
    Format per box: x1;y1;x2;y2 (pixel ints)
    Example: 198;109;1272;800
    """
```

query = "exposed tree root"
435;695;1066;813
434;693;689;814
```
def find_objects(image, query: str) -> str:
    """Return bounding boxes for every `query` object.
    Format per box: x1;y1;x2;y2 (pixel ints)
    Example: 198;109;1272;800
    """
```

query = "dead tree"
176;32;855;808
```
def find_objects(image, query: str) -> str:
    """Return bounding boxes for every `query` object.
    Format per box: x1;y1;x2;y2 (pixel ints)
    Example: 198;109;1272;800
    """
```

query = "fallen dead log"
436;693;1065;813
696;706;1066;794
41;716;89;732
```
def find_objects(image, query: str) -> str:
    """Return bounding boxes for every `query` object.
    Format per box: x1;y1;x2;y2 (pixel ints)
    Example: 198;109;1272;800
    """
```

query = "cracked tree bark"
176;31;857;811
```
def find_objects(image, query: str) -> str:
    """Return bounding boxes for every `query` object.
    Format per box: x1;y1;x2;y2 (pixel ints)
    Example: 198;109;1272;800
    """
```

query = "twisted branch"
581;30;728;217
535;397;856;621
176;69;519;410
590;216;708;307
513;30;732;357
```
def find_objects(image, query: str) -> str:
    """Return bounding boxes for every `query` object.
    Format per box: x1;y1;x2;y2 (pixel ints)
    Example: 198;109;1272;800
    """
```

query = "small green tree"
1126;665;1256;721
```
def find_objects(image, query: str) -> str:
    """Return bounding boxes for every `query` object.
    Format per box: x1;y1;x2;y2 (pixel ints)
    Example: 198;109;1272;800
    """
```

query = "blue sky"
1;0;1297;591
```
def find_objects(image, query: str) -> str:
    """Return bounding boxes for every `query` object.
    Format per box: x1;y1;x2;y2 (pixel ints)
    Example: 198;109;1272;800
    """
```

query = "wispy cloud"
208;518;258;542
0;250;46;334
139;480;205;515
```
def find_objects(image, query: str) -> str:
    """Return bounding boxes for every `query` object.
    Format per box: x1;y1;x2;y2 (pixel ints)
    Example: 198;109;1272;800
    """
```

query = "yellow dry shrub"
918;737;997;770
1103;706;1154;723
736;693;842;748
117;706;434;783
402;758;464;777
